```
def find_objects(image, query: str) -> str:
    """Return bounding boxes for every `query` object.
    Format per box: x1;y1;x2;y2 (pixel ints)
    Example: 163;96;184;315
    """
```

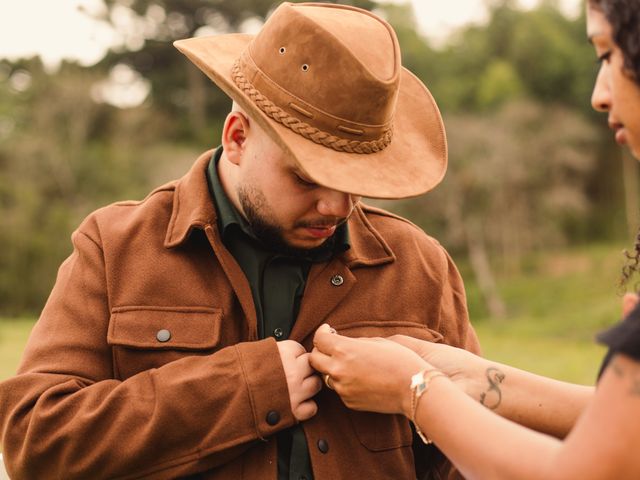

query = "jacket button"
273;327;284;339
266;410;280;426
330;274;344;286
156;329;171;342
317;439;329;453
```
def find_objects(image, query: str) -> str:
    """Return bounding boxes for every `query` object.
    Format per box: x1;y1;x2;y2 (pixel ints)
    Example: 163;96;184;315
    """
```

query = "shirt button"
266;410;280;426
330;274;344;286
317;438;329;453
156;329;171;342
273;327;284;339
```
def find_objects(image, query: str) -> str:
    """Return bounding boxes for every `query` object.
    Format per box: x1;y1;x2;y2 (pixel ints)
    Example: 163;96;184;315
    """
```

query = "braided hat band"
231;59;393;155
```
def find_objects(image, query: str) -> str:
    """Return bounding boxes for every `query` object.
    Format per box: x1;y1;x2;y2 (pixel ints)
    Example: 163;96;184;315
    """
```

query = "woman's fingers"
312;324;350;355
309;347;333;374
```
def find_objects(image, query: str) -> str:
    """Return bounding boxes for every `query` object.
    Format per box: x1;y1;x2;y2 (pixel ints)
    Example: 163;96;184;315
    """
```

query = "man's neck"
217;152;245;220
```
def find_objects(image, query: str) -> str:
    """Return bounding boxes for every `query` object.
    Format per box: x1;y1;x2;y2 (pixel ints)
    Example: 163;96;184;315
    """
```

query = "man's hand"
277;340;322;422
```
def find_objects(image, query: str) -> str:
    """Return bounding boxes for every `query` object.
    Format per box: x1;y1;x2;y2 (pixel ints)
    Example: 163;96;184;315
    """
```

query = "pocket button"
156;329;171;342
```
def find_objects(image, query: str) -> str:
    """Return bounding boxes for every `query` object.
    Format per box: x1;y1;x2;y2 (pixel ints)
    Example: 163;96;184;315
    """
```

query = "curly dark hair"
589;0;640;291
590;0;640;80
620;227;640;292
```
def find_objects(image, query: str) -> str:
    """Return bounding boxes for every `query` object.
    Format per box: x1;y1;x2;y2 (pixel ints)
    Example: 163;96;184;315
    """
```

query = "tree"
389;100;600;318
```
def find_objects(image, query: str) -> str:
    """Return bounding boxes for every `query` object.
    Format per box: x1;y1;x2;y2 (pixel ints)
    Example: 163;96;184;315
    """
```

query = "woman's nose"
591;63;612;113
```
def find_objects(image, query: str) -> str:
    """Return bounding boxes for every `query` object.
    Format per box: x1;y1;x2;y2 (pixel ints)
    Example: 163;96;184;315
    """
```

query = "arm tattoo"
479;367;506;410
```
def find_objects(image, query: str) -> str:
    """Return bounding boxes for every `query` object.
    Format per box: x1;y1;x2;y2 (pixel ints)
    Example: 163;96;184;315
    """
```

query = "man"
0;2;479;479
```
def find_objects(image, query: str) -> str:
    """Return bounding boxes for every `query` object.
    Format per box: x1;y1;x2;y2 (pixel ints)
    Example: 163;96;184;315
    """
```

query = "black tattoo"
479;367;505;410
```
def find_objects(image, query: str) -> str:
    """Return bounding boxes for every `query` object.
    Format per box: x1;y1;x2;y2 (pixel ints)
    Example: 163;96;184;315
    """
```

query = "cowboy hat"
174;2;446;199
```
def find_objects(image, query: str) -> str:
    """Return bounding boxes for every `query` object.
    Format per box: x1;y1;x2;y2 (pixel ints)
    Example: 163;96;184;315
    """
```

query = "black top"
597;302;640;375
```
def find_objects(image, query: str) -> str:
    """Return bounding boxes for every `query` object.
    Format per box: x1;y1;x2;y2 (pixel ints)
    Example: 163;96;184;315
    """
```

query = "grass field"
466;243;624;385
0;243;628;385
0;319;34;381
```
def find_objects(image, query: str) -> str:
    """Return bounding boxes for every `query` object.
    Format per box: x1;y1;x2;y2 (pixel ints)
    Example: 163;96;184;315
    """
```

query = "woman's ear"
221;111;249;165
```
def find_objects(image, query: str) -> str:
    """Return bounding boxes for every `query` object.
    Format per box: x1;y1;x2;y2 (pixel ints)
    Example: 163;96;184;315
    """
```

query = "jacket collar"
164;150;395;268
164;150;218;248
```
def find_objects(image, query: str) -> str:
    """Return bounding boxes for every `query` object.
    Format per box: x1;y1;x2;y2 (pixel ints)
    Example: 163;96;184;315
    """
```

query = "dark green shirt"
206;147;349;480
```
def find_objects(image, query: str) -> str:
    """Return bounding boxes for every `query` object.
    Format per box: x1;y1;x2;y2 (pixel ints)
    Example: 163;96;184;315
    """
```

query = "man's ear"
221;111;249;166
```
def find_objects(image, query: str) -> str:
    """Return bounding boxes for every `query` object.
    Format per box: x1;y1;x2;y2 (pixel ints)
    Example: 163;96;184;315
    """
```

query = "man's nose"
591;63;611;113
316;189;356;218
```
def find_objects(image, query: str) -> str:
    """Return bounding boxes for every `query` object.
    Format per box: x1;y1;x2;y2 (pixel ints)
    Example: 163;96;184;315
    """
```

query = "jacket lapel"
290;206;395;343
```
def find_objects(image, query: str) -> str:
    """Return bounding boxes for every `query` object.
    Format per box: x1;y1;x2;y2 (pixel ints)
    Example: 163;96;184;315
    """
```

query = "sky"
0;0;583;70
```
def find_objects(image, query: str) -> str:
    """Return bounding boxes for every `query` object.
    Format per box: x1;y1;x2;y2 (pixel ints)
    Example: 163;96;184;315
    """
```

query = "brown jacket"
0;151;479;479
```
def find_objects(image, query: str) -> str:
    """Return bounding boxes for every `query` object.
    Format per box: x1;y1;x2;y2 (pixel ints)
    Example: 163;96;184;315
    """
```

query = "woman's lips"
615;127;627;145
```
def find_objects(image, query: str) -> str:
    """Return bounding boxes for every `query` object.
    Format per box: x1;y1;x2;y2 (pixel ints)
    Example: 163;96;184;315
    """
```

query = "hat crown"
245;2;400;132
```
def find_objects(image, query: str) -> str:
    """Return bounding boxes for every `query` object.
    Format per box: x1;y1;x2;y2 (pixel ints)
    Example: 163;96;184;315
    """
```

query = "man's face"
233;117;360;255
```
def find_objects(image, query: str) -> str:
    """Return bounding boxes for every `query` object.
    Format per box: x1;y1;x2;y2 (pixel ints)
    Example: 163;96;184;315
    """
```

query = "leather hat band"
231;59;393;154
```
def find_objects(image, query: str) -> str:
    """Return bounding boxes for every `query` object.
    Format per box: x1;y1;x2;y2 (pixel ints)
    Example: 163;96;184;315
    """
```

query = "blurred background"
1;0;637;384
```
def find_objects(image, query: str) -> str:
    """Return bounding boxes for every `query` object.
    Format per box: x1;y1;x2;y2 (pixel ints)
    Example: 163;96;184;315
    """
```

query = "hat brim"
174;34;447;199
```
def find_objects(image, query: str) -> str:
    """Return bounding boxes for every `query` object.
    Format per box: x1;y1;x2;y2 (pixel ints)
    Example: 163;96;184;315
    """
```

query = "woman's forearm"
415;375;565;480
388;336;594;437
414;354;640;480
470;360;594;438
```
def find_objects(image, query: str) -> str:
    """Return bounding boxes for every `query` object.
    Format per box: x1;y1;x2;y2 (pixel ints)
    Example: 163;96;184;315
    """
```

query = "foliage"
0;0;633;316
391;99;601;267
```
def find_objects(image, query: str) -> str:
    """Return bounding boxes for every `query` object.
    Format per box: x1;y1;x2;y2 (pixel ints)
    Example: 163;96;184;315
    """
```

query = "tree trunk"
465;221;507;319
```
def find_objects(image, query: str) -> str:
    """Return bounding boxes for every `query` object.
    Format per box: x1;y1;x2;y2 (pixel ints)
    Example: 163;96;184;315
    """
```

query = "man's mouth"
303;225;337;239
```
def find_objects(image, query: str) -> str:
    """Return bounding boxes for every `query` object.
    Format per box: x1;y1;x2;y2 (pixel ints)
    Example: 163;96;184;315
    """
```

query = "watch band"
410;368;447;444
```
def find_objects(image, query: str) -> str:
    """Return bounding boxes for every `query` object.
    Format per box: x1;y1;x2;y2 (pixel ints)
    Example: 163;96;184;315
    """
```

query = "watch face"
411;371;426;392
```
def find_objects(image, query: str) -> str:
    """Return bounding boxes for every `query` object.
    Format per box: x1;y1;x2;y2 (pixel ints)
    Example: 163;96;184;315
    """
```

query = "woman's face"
588;4;640;159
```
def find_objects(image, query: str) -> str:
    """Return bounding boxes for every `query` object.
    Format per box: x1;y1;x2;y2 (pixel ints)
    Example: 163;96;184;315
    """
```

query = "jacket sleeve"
434;246;481;354
0;226;295;479
415;244;481;480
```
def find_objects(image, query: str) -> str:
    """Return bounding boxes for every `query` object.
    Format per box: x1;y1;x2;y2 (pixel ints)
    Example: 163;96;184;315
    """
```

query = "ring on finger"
323;373;335;390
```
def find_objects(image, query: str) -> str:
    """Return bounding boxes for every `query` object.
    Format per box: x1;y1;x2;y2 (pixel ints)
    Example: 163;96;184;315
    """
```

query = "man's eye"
295;174;316;187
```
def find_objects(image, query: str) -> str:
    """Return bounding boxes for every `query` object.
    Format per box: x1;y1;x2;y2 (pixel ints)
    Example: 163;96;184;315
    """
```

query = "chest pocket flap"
107;306;222;350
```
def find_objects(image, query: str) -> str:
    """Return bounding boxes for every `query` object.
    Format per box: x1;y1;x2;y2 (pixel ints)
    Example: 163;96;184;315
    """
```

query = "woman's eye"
596;50;612;64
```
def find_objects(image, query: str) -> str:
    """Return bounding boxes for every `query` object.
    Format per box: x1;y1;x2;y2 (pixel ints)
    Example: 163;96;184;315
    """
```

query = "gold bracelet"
410;368;447;444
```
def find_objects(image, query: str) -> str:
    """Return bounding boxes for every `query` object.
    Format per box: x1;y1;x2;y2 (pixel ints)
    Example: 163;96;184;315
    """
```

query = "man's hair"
590;0;640;81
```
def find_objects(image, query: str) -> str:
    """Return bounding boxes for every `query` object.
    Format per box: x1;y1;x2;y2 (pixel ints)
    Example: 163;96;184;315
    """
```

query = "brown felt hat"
174;2;447;199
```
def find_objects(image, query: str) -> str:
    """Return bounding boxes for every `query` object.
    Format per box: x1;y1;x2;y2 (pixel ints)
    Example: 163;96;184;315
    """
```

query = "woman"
310;1;640;478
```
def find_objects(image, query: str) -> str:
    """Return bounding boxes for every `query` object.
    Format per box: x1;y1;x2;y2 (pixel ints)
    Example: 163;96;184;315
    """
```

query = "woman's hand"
310;324;429;417
388;335;492;403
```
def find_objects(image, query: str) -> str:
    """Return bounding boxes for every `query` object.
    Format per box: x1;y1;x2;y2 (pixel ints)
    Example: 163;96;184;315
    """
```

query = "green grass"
0;319;35;381
466;243;625;385
474;323;606;385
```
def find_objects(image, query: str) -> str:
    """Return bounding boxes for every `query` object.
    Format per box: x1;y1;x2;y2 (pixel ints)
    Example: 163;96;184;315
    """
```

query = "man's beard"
238;185;345;259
